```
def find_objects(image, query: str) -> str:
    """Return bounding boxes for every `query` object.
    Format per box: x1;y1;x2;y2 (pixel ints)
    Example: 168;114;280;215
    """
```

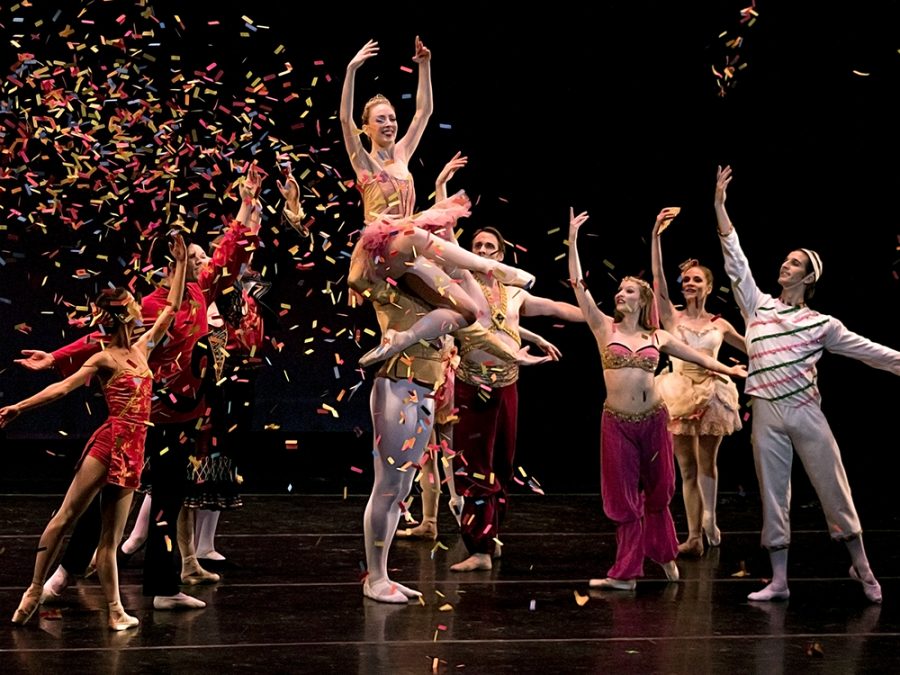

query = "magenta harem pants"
601;403;678;580
453;380;518;556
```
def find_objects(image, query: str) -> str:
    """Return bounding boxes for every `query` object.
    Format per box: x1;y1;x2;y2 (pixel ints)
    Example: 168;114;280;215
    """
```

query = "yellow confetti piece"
574;591;589;606
438;603;453;612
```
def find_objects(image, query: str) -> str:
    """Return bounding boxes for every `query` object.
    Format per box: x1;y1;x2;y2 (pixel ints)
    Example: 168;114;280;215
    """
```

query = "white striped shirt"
720;230;900;405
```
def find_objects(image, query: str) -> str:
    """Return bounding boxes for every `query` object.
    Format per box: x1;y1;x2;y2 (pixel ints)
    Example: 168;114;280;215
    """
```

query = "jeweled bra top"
600;342;660;373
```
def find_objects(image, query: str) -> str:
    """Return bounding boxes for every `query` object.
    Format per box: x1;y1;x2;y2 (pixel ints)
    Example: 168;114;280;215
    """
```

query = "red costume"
78;368;153;490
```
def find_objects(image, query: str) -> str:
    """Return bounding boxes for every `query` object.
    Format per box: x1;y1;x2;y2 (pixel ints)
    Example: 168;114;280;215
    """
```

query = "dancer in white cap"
714;165;900;604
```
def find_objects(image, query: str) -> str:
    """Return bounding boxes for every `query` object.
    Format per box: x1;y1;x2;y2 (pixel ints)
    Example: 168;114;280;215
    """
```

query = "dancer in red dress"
2;233;187;630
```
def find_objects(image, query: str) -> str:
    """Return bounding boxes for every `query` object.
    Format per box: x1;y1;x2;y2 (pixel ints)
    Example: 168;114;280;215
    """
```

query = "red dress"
77;369;153;489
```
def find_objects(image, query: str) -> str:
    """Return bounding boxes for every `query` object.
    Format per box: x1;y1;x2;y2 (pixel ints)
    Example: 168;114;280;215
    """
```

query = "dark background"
1;2;898;511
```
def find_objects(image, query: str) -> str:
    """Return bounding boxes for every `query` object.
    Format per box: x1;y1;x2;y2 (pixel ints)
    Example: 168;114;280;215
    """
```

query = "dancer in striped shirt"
715;165;900;603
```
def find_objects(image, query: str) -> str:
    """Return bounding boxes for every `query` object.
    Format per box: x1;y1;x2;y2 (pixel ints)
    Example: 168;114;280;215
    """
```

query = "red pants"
453;380;518;555
601;404;678;579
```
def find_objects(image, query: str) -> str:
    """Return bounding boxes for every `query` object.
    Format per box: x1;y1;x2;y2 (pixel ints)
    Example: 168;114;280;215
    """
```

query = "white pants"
751;398;861;549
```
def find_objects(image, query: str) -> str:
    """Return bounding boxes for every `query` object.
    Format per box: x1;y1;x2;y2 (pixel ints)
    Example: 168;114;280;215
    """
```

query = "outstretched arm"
139;234;187;353
715;165;763;317
395;36;433;160
651;207;681;330
519;292;586;323
657;329;747;379
340;40;379;177
567;208;610;335
0;352;110;428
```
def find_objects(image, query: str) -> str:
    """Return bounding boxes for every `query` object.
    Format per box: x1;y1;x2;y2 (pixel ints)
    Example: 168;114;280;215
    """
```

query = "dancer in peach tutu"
651;206;745;557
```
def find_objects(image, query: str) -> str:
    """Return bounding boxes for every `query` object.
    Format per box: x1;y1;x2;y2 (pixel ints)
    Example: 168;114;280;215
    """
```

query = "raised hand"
436;152;467;189
653;206;681;236
715;165;732;208
169;232;186;262
276;163;300;207
239;163;263;202
569;207;589;236
14;349;54;371
412;35;431;63
349;39;379;70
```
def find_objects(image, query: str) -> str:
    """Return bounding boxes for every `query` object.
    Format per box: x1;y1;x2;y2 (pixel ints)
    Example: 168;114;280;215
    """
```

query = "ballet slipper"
588;577;636;591
450;553;492;572
747;583;790;602
396;518;437;541
153;593;206;610
850;566;882;604
108;601;140;631
180;555;221;585
359;329;400;368
677;537;704;558
363;577;415;604
11;584;43;625
659;560;680;582
703;523;722;548
41;566;70;604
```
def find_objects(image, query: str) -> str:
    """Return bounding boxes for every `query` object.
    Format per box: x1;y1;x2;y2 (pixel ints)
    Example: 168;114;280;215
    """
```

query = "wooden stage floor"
1;493;898;674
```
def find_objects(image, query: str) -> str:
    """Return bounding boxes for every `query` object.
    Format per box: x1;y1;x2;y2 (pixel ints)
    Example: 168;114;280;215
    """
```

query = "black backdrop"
1;1;898;507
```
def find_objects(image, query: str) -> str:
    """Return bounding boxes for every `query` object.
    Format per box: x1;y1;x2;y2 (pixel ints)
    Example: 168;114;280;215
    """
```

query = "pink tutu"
359;190;471;265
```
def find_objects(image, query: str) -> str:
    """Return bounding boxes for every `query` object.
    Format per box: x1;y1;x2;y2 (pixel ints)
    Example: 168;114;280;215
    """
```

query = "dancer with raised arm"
651;207;745;556
567;208;746;591
18;165;264;610
714;165;900;603
3;234;187;629
341;37;534;367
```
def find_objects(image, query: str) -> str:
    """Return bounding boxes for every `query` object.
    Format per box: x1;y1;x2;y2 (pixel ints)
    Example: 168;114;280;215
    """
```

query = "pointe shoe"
41;566;70;604
359;329;401;368
491;263;536;290
11;584;43;626
153;593;207;610
850;566;882;604
181;555;221;585
660;560;680;582
396;519;438;541
450;553;492;572
703;524;722;548
588;577;636;591
363;577;413;604
677;537;704;558
108;601;140;631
